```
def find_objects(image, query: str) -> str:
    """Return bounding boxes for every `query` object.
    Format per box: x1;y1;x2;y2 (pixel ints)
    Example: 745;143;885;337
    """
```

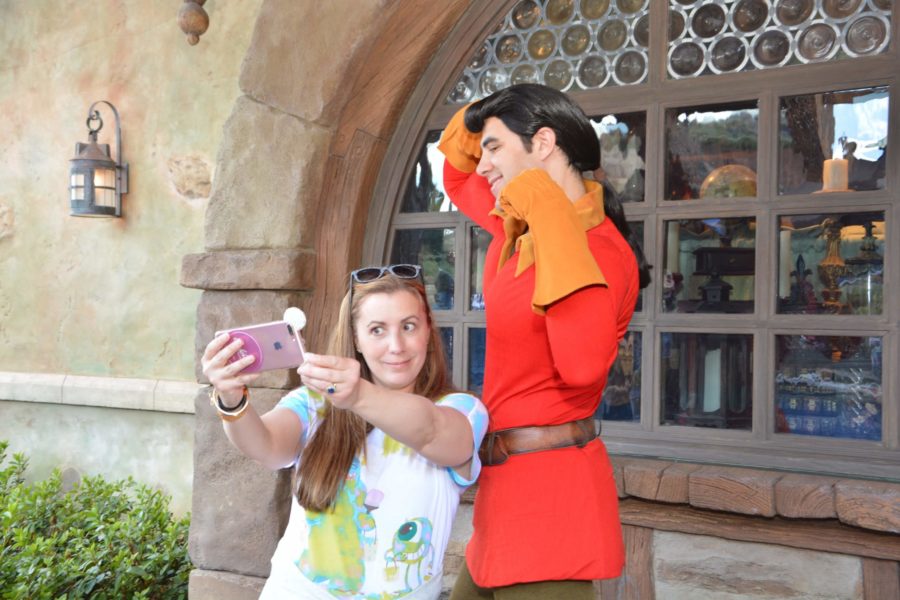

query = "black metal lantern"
69;101;128;217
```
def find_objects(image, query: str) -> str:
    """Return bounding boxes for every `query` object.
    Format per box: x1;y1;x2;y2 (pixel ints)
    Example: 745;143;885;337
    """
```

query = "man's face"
476;117;542;198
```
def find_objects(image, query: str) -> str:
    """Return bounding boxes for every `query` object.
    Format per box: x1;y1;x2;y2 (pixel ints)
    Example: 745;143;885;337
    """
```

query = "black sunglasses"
350;264;423;286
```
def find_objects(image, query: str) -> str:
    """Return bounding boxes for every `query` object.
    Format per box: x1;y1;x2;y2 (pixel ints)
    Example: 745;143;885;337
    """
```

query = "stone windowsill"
461;456;900;536
0;371;198;414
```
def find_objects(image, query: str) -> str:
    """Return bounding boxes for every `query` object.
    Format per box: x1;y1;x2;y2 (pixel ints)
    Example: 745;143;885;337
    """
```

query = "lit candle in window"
779;228;792;298
666;221;680;273
822;158;848;191
703;347;721;413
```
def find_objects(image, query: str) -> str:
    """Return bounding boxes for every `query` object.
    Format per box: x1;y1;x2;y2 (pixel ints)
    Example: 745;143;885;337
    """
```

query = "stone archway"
182;1;475;596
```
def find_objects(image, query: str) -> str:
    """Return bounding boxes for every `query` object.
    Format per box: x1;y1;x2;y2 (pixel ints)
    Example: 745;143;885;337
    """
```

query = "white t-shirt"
260;388;488;600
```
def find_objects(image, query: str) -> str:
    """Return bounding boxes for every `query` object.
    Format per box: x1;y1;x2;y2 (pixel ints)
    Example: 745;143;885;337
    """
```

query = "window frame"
363;0;900;479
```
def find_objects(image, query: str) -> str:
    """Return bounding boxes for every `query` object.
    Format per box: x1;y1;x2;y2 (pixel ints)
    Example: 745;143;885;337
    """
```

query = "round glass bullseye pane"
797;22;838;61
448;75;473;103
844;15;888;56
775;0;814;27
871;0;890;9
753;29;791;67
616;0;646;14
670;41;704;76
710;36;748;72
511;63;541;85
512;0;541;29
547;0;576;24
614;50;646;84
562;24;591;55
580;0;610;20
732;0;769;32
479;67;509;96
544;59;574;90
468;42;491;70
496;35;524;63
633;14;650;47
577;54;609;88
692;3;726;38
528;29;557;59
669;10;686;41
598;20;628;51
822;0;863;20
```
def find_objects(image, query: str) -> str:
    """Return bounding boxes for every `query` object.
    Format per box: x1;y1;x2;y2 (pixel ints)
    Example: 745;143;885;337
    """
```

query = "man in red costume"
439;84;651;599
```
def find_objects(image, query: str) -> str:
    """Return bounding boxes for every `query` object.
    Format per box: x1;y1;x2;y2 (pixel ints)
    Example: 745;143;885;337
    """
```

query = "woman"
202;264;488;600
437;84;651;598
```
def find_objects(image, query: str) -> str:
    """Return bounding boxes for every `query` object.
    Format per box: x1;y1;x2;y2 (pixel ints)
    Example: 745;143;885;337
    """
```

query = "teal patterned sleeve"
276;387;325;457
436;392;489;487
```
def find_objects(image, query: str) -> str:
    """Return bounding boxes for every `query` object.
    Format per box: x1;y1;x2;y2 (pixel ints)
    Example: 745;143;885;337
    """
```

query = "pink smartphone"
216;320;305;373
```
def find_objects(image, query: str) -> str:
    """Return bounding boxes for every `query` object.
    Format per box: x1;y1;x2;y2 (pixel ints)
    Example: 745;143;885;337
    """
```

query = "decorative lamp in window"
69;101;129;217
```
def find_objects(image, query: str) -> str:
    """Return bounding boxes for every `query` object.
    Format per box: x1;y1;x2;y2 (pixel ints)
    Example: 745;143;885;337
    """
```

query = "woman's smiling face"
353;289;430;393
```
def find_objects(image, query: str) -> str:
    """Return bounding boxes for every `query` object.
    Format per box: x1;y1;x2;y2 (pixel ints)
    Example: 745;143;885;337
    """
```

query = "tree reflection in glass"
779;86;888;195
775;335;882;441
665;101;758;200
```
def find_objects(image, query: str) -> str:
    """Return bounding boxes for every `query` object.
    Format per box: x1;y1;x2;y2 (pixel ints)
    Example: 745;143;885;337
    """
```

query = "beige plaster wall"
0;0;261;381
1;401;194;515
0;0;263;515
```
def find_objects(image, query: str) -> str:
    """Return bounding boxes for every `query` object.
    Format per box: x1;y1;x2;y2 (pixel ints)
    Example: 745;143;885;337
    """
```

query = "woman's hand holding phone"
201;333;261;407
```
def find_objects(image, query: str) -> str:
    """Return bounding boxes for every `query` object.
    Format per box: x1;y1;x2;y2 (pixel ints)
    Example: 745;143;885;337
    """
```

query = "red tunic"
445;162;637;587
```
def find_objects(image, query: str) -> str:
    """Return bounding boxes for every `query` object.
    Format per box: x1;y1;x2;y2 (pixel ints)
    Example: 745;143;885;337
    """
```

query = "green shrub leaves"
0;441;191;599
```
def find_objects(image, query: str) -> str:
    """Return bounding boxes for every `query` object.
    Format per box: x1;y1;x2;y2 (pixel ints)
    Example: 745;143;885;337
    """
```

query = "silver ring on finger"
326;383;337;395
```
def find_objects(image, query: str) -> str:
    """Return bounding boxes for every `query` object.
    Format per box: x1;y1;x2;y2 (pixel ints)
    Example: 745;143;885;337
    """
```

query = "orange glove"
498;169;607;314
437;104;483;173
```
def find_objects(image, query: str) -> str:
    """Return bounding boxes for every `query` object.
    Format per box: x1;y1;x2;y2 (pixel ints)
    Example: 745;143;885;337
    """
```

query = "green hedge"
0;441;191;599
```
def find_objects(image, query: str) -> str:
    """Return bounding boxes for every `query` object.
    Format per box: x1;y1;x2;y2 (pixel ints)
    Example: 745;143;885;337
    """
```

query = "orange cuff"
500;170;606;314
437;104;482;173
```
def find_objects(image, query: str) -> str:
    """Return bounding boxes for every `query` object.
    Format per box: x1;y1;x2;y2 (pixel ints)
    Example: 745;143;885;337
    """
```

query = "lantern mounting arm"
86;100;128;194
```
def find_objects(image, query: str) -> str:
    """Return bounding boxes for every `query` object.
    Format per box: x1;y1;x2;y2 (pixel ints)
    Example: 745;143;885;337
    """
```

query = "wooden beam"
618;498;900;561
863;558;900;600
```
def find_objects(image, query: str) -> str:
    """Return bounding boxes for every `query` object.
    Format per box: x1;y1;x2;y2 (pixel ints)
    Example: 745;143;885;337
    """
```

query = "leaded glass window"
371;0;899;479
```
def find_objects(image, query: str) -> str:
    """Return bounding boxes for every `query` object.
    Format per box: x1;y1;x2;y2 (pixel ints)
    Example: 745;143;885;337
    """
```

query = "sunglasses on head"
349;263;423;289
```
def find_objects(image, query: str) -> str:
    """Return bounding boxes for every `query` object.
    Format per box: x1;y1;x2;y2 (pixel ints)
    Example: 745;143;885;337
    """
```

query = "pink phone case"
216;320;305;373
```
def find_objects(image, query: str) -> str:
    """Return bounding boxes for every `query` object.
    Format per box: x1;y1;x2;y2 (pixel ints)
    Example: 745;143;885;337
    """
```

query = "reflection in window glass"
777;212;884;315
665;101;758;200
629;221;644;312
661;332;753;429
598;330;641;423
662;217;755;313
467;327;486;397
590;112;646;203
391;229;456;311
440;327;454;380
400;129;456;213
469;227;491;311
779;87;888;195
775;335;882;441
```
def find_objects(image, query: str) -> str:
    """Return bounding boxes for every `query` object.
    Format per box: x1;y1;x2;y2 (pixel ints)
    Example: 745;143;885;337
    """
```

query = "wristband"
208;385;250;422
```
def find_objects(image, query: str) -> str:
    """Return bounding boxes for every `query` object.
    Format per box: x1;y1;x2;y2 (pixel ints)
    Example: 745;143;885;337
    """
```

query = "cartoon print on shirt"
297;459;376;595
384;518;435;592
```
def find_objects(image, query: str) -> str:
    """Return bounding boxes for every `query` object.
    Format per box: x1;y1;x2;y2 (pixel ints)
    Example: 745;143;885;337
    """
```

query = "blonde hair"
295;273;453;511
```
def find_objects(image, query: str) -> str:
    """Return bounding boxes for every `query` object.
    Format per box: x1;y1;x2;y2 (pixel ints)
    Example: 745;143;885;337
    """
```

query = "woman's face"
353;289;430;393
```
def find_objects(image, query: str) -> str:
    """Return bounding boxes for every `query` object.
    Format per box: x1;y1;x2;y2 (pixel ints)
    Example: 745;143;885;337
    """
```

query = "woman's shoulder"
436;392;488;423
436;391;482;406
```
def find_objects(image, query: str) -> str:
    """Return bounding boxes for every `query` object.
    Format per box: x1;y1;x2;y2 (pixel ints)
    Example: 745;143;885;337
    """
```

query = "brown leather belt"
478;417;599;466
